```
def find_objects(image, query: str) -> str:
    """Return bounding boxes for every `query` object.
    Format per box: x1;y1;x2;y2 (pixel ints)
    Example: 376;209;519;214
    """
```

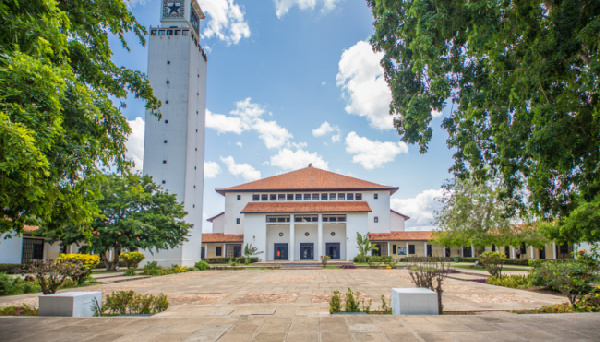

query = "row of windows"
150;29;190;36
247;193;378;201
265;214;347;223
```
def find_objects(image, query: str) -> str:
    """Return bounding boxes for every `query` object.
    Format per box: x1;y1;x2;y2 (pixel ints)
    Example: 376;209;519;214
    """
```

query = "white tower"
143;0;206;267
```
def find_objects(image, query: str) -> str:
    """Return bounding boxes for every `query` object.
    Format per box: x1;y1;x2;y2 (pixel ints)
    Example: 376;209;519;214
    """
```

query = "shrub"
142;262;192;276
100;290;169;316
194;260;210;271
22;260;86;294
577;286;600;312
406;257;451;314
533;303;575;314
486;275;530;289
0;304;38;316
353;256;360;263
368;256;382;269
530;259;593;306
124;269;137;276
479;251;506;277
121;252;145;270
58;254;100;284
0;273;39;296
344;287;361;312
0;264;25;274
320;255;330;267
329;290;342;313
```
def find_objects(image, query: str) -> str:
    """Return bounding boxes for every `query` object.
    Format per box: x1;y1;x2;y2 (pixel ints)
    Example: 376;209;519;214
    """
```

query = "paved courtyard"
1;269;599;341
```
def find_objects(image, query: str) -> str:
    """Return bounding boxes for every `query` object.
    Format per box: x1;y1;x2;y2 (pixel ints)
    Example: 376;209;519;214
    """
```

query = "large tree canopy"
432;177;547;249
368;0;600;220
44;174;191;271
0;0;158;234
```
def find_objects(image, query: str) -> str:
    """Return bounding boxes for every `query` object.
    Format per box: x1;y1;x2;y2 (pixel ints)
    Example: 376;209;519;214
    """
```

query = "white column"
289;215;295;261
552;242;557;259
424;242;427;257
223;243;226;258
387;242;390;257
511;247;515;259
317;214;323;260
471;244;475;258
406;242;409;257
460;246;464;257
529;246;534;259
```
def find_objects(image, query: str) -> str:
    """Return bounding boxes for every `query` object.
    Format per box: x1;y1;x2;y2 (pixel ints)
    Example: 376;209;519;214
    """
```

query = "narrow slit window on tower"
162;180;166;184
195;148;197;151
167;30;173;35
163;160;167;164
166;80;169;84
194;166;196;170
165;119;168;124
174;30;180;35
164;140;168;143
167;60;170;64
192;204;195;208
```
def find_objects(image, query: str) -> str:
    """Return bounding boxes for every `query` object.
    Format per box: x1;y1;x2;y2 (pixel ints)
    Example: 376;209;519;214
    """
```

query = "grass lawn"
449;264;529;272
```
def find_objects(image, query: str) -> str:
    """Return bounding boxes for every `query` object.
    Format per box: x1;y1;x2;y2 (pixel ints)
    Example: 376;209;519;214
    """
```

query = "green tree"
356;232;379;262
432;177;547;249
368;0;600;221
0;0;159;235
44;174;191;271
539;194;600;244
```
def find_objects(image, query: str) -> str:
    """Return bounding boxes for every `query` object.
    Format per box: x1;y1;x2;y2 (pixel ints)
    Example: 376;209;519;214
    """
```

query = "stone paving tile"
286;331;319;342
251;331;287;342
384;332;421;341
320;331;352;341
216;332;254;342
415;331;455;342
351;332;387;342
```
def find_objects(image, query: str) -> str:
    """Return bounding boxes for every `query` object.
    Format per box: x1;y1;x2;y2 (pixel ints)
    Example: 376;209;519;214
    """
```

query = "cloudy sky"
116;0;455;231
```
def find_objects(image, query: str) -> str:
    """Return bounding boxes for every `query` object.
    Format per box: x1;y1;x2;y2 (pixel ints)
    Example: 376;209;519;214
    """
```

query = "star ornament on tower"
167;2;181;15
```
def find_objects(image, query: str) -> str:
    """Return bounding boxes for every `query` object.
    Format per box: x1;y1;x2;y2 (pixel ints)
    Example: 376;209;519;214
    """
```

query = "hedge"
204;257;259;264
0;264;24;274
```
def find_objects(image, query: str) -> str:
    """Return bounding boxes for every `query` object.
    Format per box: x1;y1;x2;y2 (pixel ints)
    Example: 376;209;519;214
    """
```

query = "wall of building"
243;214;268;262
210;215;225;233
390;212;406;232
0;234;23;263
346;213;369;260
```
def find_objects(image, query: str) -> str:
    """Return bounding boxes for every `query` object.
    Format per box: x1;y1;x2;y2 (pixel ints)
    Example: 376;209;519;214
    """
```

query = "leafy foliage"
0;0;159;235
22;259;86;294
121;252;145;270
194;260;210;271
99;290;168;316
0;273;39;296
243;243;264;264
432;177;547;248
368;0;600;222
44;174;191;271
356;232;378;262
486;274;531;289
58;253;100;284
406;257;451;313
0;304;38;316
142;261;193;276
479;251;506;278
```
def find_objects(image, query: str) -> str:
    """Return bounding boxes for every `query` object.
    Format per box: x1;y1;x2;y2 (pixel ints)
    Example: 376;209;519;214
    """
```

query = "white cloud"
431;108;443;118
199;0;251;45
391;189;444;231
236;141;243;148
270;148;328;170
312;121;335;136
274;0;340;18
313;121;341;143
204;161;222;178
345;131;408;169
220;156;261;181
206;98;292;149
125;117;145;172
336;41;395;129
125;0;147;9
205;109;242;134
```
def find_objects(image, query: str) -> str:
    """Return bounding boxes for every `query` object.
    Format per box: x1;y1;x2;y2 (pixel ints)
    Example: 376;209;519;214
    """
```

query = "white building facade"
206;165;408;261
142;0;206;266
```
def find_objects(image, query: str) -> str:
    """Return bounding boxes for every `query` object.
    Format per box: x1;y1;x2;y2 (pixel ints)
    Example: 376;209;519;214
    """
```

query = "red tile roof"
202;233;244;243
216;165;398;195
24;225;39;233
390;209;410;220
369;231;432;241
206;212;224;222
241;201;372;214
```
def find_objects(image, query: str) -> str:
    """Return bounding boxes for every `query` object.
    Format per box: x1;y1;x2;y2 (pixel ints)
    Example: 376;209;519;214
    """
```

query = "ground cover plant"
142;262;193;276
328;288;391;314
98;290;168;316
0;273;39;296
486;275;530;289
0;304;38;316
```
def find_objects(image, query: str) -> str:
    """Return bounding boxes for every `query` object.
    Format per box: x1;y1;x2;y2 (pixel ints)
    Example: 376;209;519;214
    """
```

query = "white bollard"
391;288;438;315
39;292;102;317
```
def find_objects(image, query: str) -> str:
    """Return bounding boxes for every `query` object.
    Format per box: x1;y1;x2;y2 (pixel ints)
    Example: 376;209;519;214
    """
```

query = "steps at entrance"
253;260;355;270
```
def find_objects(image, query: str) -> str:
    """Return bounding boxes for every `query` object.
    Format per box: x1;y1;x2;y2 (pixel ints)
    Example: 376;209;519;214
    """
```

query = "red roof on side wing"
241;201;372;214
202;234;244;243
216;165;398;195
369;231;432;241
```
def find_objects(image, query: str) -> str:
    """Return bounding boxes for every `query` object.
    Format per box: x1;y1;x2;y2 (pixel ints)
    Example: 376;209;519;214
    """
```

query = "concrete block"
391;288;438;315
39;291;102;317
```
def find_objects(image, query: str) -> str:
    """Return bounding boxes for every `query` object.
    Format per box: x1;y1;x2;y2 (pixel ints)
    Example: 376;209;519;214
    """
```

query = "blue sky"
115;0;455;231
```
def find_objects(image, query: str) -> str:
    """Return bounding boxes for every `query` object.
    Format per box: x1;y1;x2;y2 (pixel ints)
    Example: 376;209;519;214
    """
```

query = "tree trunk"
108;248;121;272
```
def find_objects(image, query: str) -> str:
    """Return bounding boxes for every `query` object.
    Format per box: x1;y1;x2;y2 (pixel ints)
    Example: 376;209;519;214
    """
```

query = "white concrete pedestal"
391;288;438;315
39;292;102;317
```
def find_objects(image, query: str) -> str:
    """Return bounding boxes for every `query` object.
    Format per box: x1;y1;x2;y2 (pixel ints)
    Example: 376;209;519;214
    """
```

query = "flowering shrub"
0;304;38;316
58;253;100;284
121;252;145;270
529;249;597;306
577;286;600;312
533;303;575;314
142;262;193;276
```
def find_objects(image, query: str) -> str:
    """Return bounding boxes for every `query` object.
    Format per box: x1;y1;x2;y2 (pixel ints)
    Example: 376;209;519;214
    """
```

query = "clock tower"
143;0;207;266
